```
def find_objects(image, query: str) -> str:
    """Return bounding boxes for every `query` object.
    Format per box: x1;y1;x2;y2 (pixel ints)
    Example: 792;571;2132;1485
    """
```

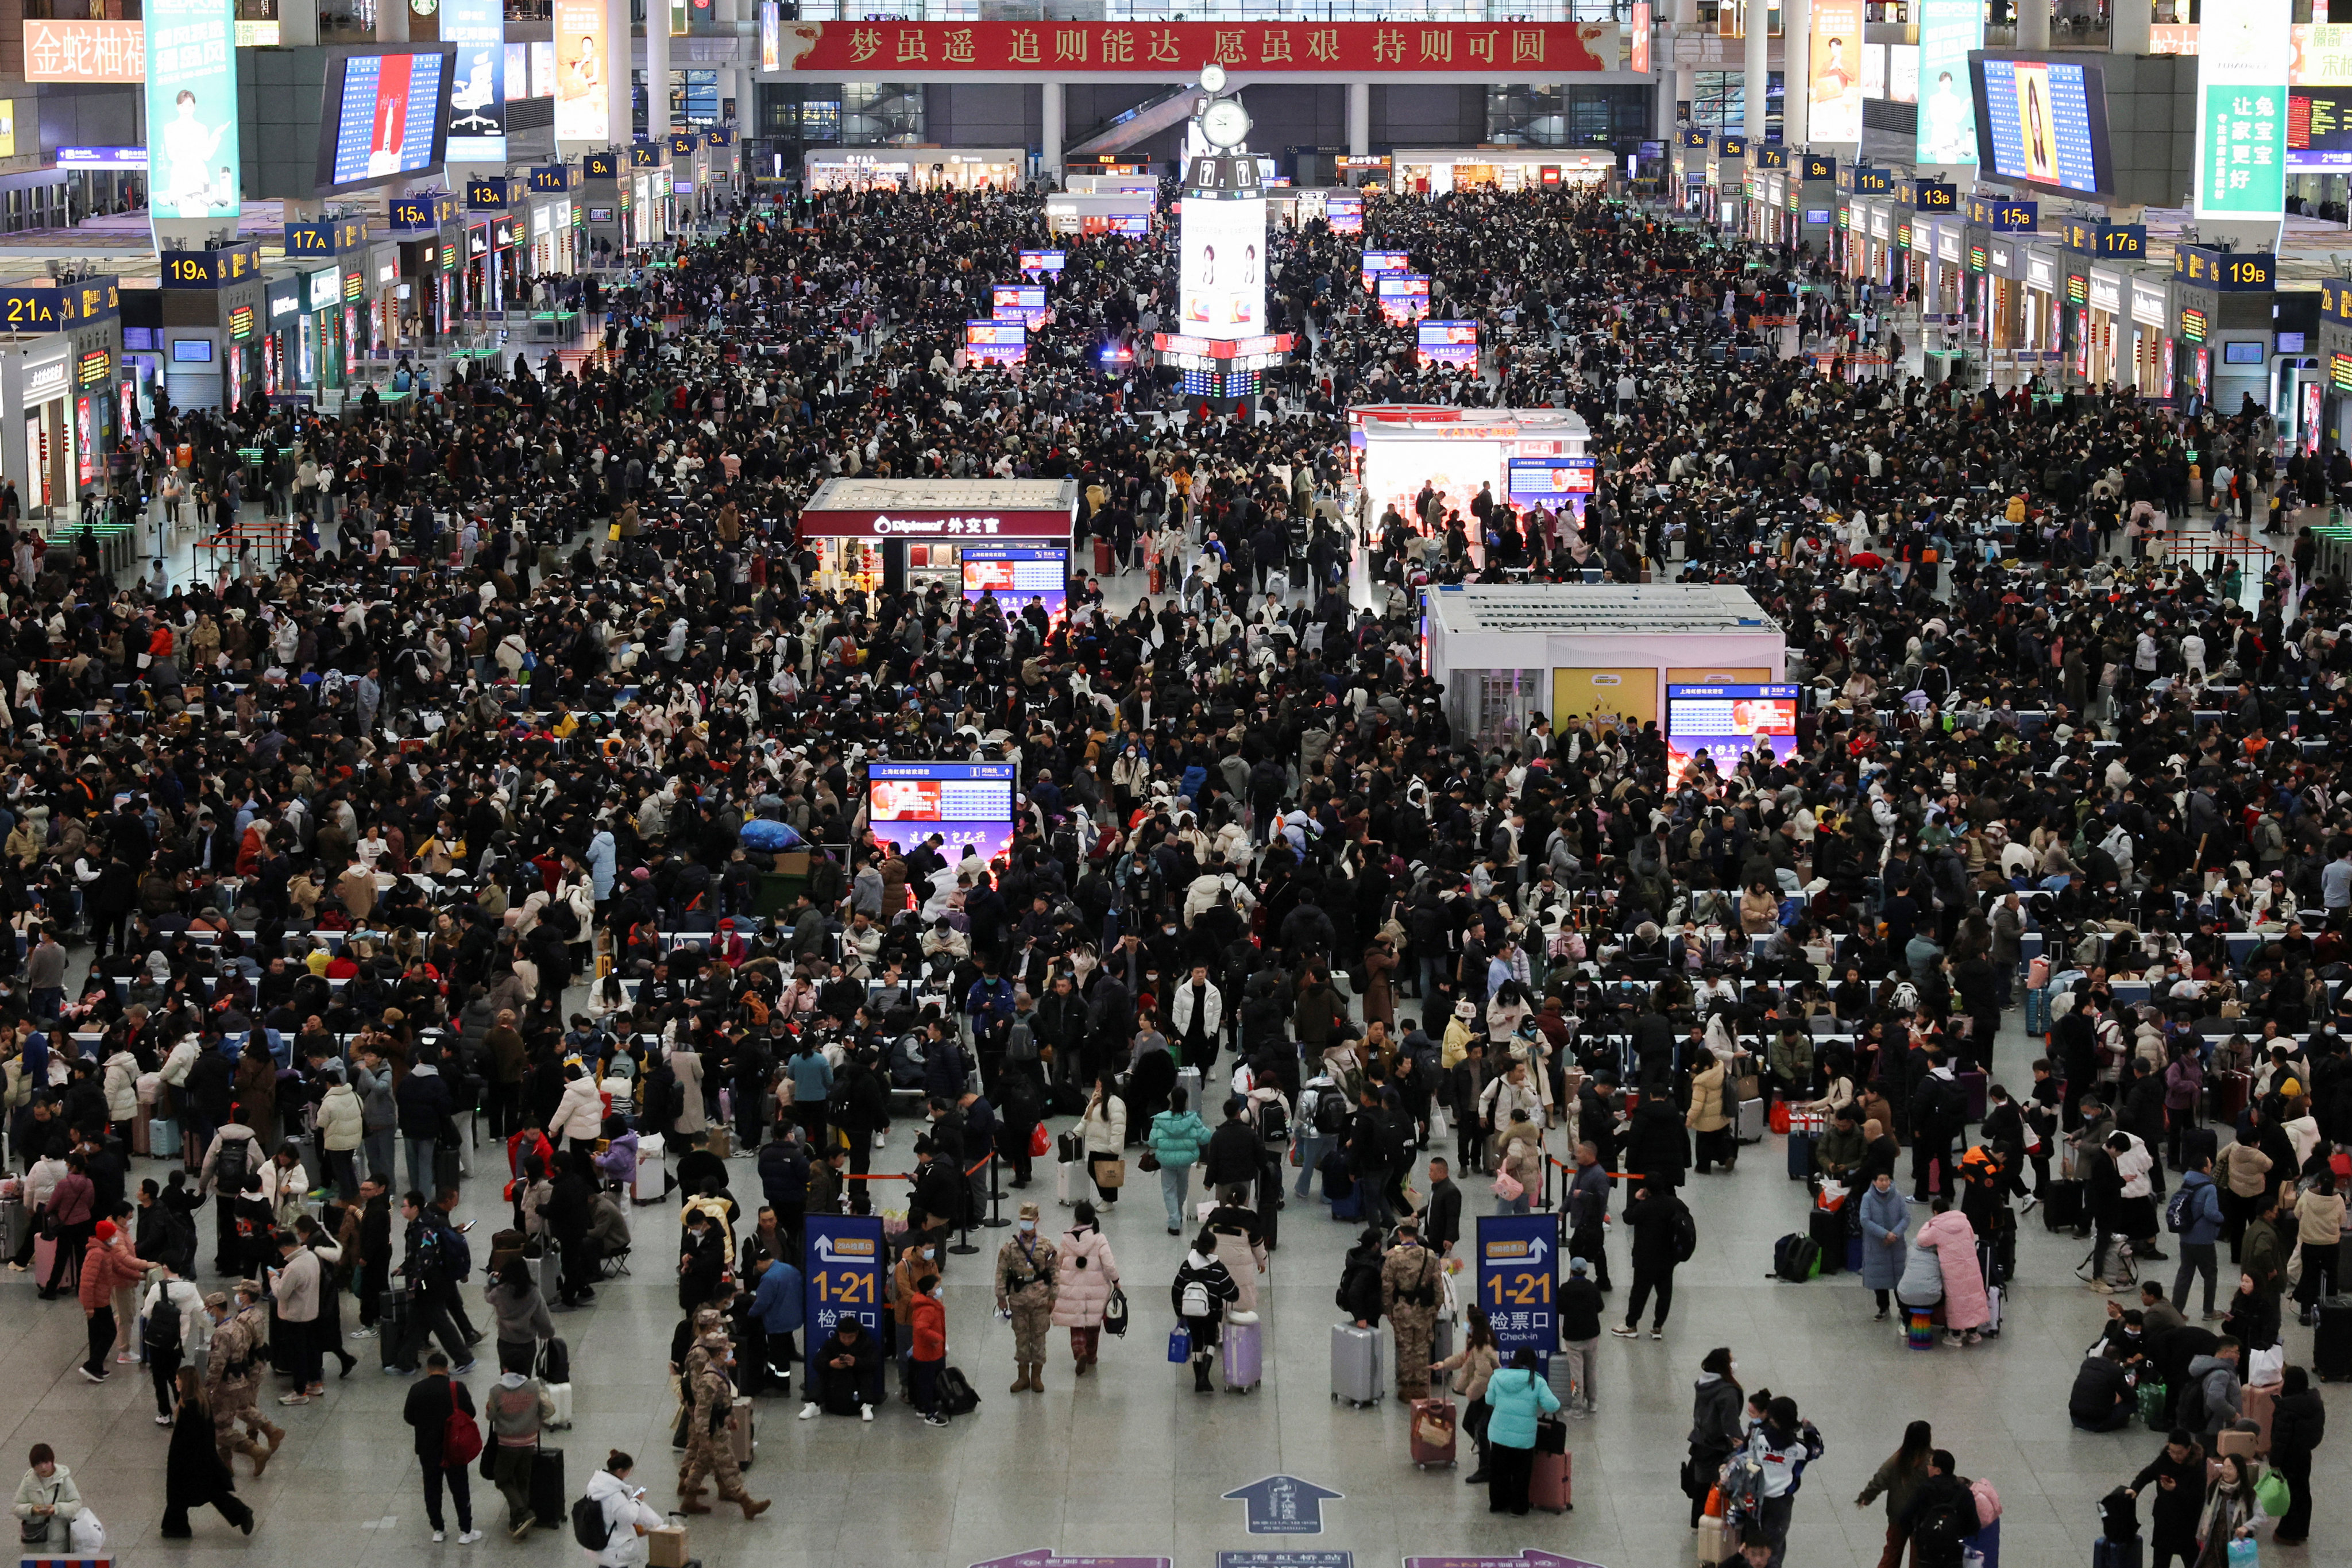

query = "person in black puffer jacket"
2267;1364;2326;1543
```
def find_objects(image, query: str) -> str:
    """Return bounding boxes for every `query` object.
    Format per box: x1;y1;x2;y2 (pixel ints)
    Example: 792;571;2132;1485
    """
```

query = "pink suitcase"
2242;1384;2280;1455
1410;1397;1457;1467
1531;1447;1572;1513
33;1234;59;1288
1221;1311;1261;1392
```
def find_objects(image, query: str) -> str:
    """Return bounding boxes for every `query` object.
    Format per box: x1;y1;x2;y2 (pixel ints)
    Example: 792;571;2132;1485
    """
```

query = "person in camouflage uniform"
203;1284;283;1474
994;1201;1059;1394
676;1326;770;1520
1380;1219;1446;1401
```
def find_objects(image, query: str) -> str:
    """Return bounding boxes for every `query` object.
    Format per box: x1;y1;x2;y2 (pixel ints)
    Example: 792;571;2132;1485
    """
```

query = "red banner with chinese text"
770;20;1615;75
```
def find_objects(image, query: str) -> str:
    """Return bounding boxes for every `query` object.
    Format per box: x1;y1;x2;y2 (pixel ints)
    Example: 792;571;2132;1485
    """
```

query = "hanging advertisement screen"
553;0;610;140
1809;0;1864;144
442;0;507;161
867;763;1019;866
1666;684;1803;783
1178;191;1266;340
1326;194;1364;233
144;0;240;223
1914;0;1982;164
2195;0;2290;217
319;50;453;191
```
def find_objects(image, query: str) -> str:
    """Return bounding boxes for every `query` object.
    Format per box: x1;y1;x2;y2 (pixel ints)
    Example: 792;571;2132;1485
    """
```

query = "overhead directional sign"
802;1213;883;1341
1222;1477;1343;1536
1405;1554;1608;1568
1219;1554;1353;1568
1478;1214;1558;1366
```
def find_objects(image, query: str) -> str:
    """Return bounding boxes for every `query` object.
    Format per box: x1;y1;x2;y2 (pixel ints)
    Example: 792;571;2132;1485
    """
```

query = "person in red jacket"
909;1272;949;1428
79;1218;151;1382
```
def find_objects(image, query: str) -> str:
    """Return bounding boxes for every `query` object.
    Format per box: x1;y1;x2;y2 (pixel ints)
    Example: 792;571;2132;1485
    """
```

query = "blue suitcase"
1787;1132;1816;1181
2092;1536;2140;1568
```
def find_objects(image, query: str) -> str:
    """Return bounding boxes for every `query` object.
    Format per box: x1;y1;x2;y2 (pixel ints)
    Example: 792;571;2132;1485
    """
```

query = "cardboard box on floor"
648;1519;690;1568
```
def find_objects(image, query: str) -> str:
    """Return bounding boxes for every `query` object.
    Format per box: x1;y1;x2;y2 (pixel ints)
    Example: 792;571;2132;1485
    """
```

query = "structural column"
1347;81;1370;156
1743;0;1768;140
647;2;671;137
1784;0;1810;146
1041;81;1064;178
604;0;632;146
2110;0;2149;55
2018;0;2049;49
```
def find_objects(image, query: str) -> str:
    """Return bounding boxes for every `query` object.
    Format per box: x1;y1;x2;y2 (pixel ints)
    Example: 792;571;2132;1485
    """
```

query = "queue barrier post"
980;1151;1010;1230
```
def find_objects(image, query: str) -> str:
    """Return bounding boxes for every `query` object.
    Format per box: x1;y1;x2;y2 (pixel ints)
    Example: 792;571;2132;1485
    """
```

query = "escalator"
1063;85;1203;163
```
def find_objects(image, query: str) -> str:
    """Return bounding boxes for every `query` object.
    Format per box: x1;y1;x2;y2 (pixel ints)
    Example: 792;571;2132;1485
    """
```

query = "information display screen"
1326;193;1364;233
1666;683;1802;783
1178;191;1266;337
965;319;1026;362
1361;249;1411;291
991;283;1048;323
961;544;1068;624
1376;273;1431;323
1017;249;1066;272
1971;56;2115;196
319;49;451;190
2291;87;2352;168
1506;457;1597;507
1416;320;1478;364
868;762;1020;864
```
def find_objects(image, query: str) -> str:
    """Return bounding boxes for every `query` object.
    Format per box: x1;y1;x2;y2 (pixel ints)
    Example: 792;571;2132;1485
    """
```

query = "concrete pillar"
1347;81;1370;156
646;0;670;138
604;0;632;147
2111;0;2150;53
376;0;408;44
1658;64;1681;133
1743;0;1768;140
1675;64;1696;121
279;0;318;48
2018;0;2049;50
1784;0;1810;147
1041;81;1064;178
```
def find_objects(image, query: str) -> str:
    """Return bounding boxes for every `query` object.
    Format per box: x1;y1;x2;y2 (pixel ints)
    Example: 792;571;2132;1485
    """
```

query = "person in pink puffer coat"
1049;1203;1122;1376
1915;1203;1991;1345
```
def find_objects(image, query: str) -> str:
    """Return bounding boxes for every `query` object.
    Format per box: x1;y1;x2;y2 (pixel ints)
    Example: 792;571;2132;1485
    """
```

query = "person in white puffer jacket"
315;1071;366;1201
581;1453;663;1567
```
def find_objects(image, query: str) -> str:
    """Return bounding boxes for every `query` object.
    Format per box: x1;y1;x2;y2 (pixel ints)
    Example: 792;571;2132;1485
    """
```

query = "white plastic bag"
68;1509;104;1554
2249;1345;2284;1388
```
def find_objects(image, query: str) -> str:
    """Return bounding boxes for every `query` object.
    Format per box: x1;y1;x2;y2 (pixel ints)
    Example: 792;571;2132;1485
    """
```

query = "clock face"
1198;63;1227;94
1202;100;1250;150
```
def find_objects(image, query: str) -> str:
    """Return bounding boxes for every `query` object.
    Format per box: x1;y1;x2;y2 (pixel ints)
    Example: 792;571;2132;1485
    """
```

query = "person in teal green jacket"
1148;1086;1212;1235
1482;1347;1562;1516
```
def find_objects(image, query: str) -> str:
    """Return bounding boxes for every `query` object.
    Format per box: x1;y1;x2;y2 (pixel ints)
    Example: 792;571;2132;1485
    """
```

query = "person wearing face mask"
909;1272;951;1428
994;1202;1060;1395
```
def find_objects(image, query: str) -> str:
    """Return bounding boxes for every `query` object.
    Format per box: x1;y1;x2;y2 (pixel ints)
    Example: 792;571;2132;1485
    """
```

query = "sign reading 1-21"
1477;1214;1558;1366
802;1214;884;1339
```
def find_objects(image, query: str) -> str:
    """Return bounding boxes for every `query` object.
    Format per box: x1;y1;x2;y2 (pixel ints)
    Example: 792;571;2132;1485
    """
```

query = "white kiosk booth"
1353;404;1592;538
1423;582;1786;754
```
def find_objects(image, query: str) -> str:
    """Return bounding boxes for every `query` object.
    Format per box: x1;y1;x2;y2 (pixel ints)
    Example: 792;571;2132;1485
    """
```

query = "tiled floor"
11;992;2339;1567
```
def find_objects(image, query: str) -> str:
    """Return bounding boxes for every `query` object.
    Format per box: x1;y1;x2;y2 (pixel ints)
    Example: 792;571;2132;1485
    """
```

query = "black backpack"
570;1496;616;1552
213;1133;249;1193
1313;1090;1347;1137
144;1292;183;1354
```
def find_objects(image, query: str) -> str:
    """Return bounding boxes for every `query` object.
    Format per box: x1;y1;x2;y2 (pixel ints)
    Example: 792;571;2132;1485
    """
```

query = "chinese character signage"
2196;0;2290;219
443;0;507;161
764;20;1614;75
1477;1215;1557;1367
145;0;240;237
553;0;609;140
1914;0;1981;165
24;18;145;82
802;1216;883;1342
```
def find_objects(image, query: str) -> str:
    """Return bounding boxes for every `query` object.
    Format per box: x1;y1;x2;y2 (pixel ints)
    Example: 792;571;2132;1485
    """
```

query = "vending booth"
797;477;1078;605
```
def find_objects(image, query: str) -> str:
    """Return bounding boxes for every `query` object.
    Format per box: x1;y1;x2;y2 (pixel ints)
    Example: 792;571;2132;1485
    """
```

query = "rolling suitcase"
1409;1397;1457;1467
132;1115;150;1156
1736;1098;1766;1144
2092;1536;2142;1568
544;1381;574;1429
150;1117;181;1158
2042;1179;2087;1234
1056;1158;1086;1206
528;1446;565;1528
2316;1295;2352;1382
1176;1066;1203;1113
632;1134;669;1203
1530;1447;1572;1513
380;1289;411;1369
1808;1207;1845;1275
1787;1131;1816;1181
729;1396;755;1469
1430;1315;1455;1365
1330;1323;1383;1407
2241;1382;2278;1453
0;1199;23;1261
33;1233;59;1288
2210;1071;2251;1127
1221;1310;1262;1391
433;1143;462;1194
535;1241;561;1307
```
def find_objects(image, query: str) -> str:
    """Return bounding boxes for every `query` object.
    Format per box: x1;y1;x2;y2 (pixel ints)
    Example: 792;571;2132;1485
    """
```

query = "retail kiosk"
1350;404;1591;538
798;477;1078;608
1422;582;1786;753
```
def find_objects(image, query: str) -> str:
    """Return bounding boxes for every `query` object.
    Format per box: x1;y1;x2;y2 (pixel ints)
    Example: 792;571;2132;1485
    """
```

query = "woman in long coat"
1049;1202;1122;1373
1915;1199;1992;1344
1856;1171;1911;1319
162;1369;253;1537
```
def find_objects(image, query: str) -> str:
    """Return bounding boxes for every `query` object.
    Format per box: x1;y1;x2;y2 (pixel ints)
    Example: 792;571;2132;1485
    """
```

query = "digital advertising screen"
1017;249;1067;273
1915;0;1983;165
1416;319;1479;364
991;283;1048;323
1179;192;1266;338
1361;249;1411;291
1326;193;1364;233
1666;683;1802;783
144;0;240;226
319;50;452;191
1108;214;1152;236
553;0;609;140
868;762;1020;865
1376;273;1432;324
441;0;506;161
961;544;1069;624
1506;457;1597;509
1972;56;2116;196
965;319;1026;362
